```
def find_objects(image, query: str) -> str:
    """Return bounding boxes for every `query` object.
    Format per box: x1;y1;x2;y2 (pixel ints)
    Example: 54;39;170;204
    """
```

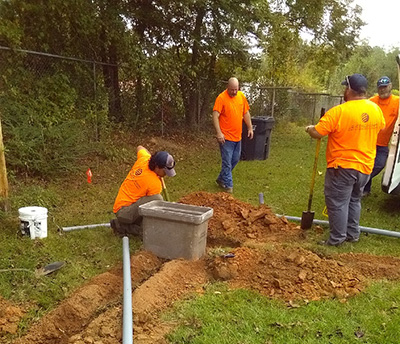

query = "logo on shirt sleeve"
135;168;143;176
361;113;369;123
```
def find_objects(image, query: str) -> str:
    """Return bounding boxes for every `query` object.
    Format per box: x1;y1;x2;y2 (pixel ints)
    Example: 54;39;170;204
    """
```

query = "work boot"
110;219;124;237
318;240;341;247
345;236;359;243
126;224;143;239
216;179;225;188
216;179;233;193
223;186;233;193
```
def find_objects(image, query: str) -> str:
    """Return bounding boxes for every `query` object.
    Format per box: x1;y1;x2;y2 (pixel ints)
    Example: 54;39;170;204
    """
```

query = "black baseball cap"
377;76;391;88
341;74;368;93
153;151;176;177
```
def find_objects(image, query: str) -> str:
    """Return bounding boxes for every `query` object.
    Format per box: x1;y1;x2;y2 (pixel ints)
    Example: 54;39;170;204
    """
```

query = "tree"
0;0;368;130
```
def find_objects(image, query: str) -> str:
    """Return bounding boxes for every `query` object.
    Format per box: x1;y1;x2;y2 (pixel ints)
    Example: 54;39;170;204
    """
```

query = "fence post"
0;111;9;211
271;87;276;117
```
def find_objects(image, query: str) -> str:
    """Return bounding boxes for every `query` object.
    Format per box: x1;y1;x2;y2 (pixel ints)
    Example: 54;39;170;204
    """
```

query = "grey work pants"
324;168;369;246
116;194;163;225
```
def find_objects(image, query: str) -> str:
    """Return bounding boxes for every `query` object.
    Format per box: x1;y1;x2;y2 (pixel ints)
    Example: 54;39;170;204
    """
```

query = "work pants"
363;145;389;194
115;194;163;235
324;167;369;245
217;140;241;188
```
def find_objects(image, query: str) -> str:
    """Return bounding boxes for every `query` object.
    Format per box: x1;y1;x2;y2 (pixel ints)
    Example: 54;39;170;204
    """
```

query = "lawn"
1;120;400;343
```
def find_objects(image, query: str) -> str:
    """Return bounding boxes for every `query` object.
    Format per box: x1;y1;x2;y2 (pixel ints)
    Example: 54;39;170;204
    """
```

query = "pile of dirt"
5;191;400;344
337;252;400;280
179;191;302;246
209;246;364;302
0;297;24;336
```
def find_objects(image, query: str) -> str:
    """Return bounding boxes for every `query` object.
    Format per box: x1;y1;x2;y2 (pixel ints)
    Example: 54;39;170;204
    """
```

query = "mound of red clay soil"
209;246;364;302
179;191;302;246
336;252;400;280
4;191;400;344
0;297;24;336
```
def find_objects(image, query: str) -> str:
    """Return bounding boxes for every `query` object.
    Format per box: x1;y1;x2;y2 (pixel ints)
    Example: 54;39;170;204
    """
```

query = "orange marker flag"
86;168;93;184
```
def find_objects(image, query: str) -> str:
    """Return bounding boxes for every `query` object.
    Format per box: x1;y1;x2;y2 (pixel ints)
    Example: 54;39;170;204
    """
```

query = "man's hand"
216;133;225;144
305;125;324;139
305;125;313;133
247;128;254;140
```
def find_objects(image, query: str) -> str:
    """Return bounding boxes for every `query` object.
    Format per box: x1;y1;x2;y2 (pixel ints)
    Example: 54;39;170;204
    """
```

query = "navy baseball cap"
377;76;391;88
153;151;176;177
341;74;368;93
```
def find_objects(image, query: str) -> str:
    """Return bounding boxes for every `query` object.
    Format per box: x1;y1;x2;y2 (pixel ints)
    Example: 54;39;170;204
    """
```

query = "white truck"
381;55;400;194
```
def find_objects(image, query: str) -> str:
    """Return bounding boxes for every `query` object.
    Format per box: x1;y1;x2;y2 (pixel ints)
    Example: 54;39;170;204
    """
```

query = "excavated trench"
3;191;400;344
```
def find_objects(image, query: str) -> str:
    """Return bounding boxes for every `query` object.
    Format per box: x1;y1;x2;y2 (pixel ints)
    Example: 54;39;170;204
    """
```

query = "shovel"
161;177;171;202
301;107;325;229
0;261;65;277
34;261;65;277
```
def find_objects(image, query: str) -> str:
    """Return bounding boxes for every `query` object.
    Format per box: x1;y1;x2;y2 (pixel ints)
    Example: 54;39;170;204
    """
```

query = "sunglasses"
379;78;390;85
346;75;351;90
164;160;176;170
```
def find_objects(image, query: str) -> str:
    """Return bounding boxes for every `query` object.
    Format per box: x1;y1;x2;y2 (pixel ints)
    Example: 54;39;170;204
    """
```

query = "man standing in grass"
111;146;176;237
363;76;399;196
212;77;253;193
305;74;385;246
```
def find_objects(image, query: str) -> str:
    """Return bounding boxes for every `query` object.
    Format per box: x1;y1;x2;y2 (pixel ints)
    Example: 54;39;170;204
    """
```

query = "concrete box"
138;200;213;260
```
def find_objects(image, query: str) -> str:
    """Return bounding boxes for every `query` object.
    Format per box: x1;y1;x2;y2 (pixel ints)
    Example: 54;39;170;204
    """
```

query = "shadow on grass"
380;194;400;214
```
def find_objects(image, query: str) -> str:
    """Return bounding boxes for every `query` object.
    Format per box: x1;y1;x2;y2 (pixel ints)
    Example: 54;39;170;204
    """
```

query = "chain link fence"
0;47;343;135
0;46;343;176
244;85;343;124
0;46;117;176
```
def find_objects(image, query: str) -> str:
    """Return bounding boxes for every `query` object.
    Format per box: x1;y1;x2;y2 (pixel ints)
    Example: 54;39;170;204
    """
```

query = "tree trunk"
100;35;123;123
199;54;217;122
108;41;122;122
184;4;206;128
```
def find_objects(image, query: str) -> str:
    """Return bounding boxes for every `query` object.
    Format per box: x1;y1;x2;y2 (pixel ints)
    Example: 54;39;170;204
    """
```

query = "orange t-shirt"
213;89;250;142
369;94;399;146
315;99;385;175
113;149;162;213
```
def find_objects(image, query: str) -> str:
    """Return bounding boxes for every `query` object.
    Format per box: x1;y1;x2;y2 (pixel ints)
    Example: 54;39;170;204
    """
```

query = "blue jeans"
324;168;369;245
363;145;389;193
217;140;241;188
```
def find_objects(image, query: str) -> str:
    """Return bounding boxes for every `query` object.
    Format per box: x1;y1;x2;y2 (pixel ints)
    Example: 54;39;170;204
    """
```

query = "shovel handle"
161;177;171;202
307;138;321;211
306;107;325;211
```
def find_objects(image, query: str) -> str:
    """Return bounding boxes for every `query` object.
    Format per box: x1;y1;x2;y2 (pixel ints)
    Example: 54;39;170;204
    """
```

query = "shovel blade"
301;211;315;230
35;261;65;277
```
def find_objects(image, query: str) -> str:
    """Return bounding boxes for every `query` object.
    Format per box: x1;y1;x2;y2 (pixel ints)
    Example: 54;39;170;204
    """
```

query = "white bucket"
18;206;48;239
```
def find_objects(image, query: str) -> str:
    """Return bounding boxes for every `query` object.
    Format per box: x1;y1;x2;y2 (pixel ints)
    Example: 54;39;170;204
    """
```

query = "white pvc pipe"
61;223;110;232
278;215;400;238
257;191;400;239
122;236;133;344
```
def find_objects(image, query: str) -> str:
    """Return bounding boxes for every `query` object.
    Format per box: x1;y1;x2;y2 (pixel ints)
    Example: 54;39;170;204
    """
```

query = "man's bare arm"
243;111;254;139
305;125;324;139
212;110;225;144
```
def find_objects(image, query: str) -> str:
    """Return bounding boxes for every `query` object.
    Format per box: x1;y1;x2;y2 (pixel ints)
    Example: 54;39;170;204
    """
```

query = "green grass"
165;281;400;344
2;121;400;342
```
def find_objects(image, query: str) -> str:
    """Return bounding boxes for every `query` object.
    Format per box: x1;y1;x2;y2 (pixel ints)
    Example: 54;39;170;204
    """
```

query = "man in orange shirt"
111;146;176;237
306;74;385;246
363;76;400;196
212;77;254;193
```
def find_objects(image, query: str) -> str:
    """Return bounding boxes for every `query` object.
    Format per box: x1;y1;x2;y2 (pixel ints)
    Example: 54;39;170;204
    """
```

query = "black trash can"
240;116;275;160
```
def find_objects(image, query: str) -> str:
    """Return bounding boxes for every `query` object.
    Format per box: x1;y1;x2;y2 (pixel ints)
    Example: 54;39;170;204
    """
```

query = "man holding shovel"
111;146;176;237
305;74;385;246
